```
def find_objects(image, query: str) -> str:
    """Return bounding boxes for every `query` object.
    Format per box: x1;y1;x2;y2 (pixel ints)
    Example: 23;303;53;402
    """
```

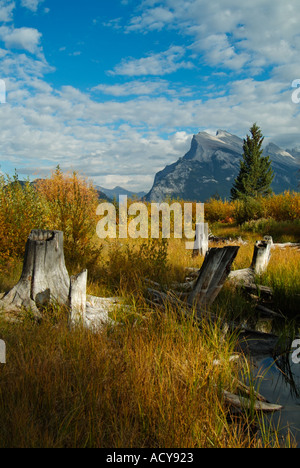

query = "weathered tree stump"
251;237;272;275
69;269;88;327
0;229;118;328
229;236;273;287
0;230;70;316
146;246;239;315
188;246;239;308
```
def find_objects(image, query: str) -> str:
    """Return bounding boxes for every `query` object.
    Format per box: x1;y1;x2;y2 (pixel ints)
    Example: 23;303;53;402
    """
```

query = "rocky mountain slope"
146;130;299;202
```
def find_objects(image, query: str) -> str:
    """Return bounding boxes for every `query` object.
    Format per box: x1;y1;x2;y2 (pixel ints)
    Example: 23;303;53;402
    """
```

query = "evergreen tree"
231;124;274;200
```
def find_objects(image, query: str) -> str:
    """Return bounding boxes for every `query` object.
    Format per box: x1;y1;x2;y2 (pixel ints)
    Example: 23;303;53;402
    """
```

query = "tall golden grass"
0;305;293;448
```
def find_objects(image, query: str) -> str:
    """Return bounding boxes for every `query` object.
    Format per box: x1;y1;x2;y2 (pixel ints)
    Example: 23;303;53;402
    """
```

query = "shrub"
35;167;100;272
204;198;235;223
233;197;267;224
103;238;169;293
242;218;300;243
0;173;46;271
265;191;300;221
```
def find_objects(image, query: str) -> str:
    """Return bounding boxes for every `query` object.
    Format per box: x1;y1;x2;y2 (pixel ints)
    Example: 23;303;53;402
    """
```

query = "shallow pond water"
253;354;300;445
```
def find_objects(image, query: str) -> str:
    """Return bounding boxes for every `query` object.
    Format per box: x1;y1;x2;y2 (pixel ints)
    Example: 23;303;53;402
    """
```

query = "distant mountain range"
146;130;300;202
15;130;299;203
97;186;147;201
15;180;145;202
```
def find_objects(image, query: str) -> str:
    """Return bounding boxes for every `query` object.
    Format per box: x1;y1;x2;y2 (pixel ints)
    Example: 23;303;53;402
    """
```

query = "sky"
0;0;300;192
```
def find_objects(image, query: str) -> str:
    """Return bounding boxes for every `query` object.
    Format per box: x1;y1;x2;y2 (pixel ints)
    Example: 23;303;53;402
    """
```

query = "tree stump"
229;236;273;287
69;269;87;327
0;229;120;329
188;246;239;308
251;237;272;275
0;230;70;316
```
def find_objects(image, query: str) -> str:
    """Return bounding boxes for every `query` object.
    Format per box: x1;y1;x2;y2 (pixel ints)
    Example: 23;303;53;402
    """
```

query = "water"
253;354;300;445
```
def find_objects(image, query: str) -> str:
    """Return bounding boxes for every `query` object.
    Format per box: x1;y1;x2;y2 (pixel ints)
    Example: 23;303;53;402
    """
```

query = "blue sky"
0;0;300;191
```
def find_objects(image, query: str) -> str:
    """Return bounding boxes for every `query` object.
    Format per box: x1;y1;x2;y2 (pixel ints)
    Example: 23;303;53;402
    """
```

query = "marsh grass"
211;219;300;244
259;248;300;318
0;302;293;448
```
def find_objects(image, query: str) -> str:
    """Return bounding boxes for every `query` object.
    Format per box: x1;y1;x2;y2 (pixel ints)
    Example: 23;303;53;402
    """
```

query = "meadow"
0;169;299;448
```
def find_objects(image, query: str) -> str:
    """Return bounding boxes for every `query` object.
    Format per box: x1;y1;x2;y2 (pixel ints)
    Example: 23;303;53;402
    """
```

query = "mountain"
15;180;144;202
146;130;299;202
13;179;112;202
97;185;146;200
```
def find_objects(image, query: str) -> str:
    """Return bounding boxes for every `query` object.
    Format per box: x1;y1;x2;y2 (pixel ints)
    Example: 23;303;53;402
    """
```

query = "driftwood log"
222;390;283;413
0;229;117;328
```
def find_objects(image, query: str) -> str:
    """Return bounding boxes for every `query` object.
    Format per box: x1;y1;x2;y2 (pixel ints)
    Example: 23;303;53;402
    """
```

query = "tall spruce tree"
230;123;274;200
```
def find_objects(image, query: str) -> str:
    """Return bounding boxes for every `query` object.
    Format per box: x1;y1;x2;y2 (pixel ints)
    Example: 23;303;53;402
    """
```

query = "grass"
0;227;299;448
210;219;300;243
0;304;294;448
0;309;233;448
260;247;300;319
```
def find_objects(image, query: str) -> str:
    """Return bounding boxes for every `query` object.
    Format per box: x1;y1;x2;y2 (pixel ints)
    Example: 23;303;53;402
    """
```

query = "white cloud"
92;79;179;97
20;0;44;12
0;26;42;54
1;66;299;191
0;0;299;193
191;34;250;70
127;6;174;32
126;0;300;73
109;46;193;76
0;0;15;22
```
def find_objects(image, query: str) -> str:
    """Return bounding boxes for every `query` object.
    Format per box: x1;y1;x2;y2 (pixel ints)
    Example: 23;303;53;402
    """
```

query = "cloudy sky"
0;0;300;192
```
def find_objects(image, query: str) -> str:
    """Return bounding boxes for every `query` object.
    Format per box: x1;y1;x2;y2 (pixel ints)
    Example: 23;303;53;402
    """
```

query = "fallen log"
223;390;283;413
85;296;119;329
255;305;283;319
69;269;88;327
228;267;255;286
273;242;300;249
242;283;273;299
212;356;282;412
229;236;273;287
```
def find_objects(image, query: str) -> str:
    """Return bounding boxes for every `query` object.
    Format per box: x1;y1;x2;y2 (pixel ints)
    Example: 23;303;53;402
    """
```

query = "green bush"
234;197;267;224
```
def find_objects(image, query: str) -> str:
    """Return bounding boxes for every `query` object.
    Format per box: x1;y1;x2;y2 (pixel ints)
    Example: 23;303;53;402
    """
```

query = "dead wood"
146;246;239;316
0;229;119;328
